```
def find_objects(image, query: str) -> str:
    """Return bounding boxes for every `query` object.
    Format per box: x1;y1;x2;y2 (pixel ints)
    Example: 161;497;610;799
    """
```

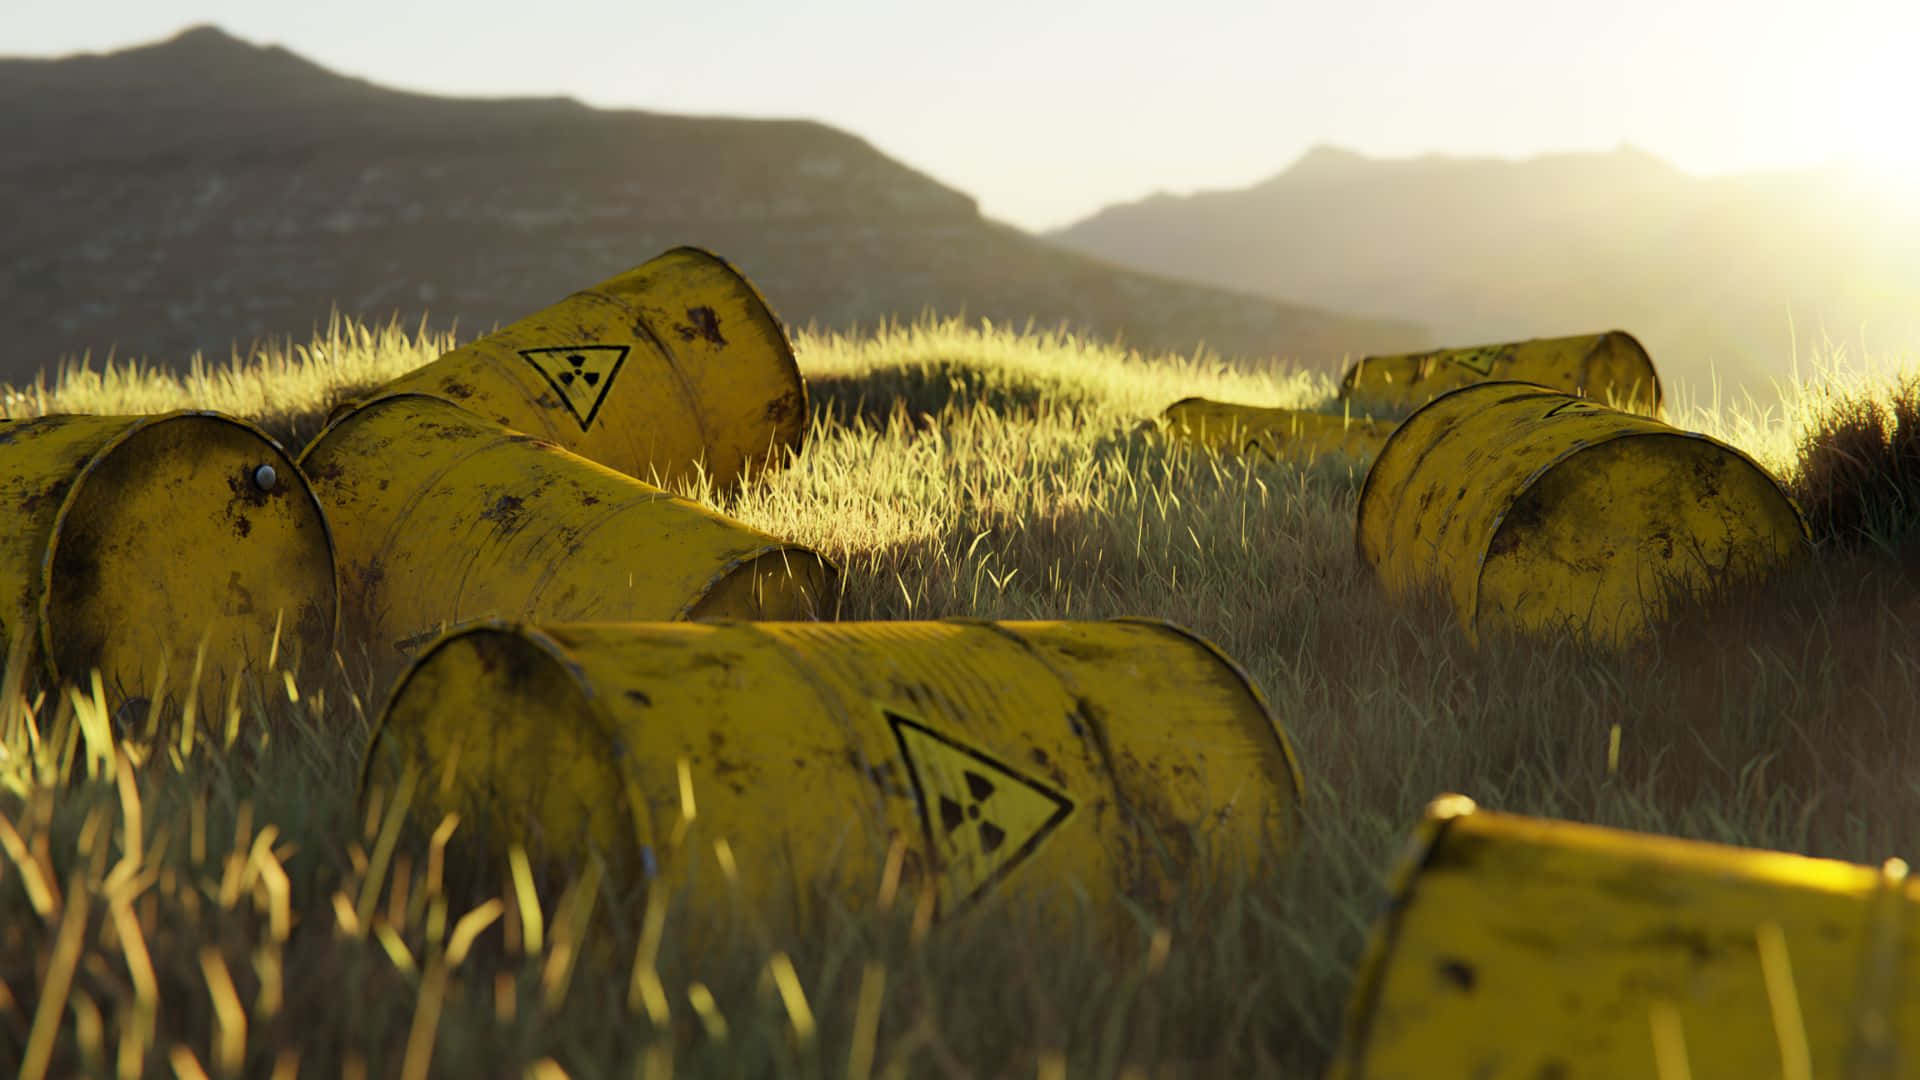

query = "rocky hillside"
1049;144;1920;398
0;27;1426;384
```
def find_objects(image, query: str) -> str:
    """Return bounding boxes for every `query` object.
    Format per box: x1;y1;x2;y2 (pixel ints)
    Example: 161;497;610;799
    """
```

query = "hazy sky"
9;0;1920;231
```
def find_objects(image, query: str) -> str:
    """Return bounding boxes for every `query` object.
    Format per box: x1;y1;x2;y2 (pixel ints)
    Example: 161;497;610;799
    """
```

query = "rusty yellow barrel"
1355;382;1807;647
1339;331;1662;418
368;246;806;491
0;412;337;715
296;395;836;671
363;618;1305;928
1161;397;1397;464
1329;794;1920;1079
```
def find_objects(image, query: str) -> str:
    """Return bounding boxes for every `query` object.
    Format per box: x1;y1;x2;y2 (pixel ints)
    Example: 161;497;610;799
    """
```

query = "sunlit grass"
1;313;1918;1076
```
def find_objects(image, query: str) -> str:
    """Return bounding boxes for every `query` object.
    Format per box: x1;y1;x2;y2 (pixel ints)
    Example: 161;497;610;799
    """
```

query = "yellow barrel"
368;246;806;491
1339;331;1663;418
0;412;337;715
1329;794;1920;1079
1160;397;1397;464
363;618;1306;928
1355;382;1807;647
296;395;836;670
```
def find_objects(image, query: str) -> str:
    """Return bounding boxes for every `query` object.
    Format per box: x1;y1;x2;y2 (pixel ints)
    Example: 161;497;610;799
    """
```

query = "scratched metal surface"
1355;382;1805;647
1340;331;1662;420
0;411;336;716
372;245;808;493
1329;795;1917;1079
363;618;1303;937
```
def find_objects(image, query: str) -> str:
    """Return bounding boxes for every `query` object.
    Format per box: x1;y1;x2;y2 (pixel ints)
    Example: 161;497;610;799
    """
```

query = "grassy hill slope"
1;26;1426;386
2;320;1918;1076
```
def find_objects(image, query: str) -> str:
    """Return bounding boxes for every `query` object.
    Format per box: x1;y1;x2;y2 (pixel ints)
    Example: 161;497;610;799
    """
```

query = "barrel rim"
296;390;480;467
1106;615;1309;809
1353;380;1563;574
682;542;844;622
360;616;658;852
1591;329;1664;417
1329;792;1478;1076
661;245;811;469
1466;425;1812;641
38;410;342;693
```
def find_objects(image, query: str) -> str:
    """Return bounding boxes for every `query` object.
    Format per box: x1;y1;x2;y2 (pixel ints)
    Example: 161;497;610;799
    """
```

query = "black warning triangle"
887;710;1074;915
519;344;631;430
1445;347;1502;376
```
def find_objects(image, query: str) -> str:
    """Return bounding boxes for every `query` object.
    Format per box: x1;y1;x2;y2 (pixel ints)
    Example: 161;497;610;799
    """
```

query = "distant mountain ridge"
1048;143;1920;399
0;26;1425;384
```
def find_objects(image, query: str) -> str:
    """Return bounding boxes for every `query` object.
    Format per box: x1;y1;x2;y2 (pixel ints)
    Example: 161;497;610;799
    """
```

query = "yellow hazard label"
886;709;1074;914
519;345;630;430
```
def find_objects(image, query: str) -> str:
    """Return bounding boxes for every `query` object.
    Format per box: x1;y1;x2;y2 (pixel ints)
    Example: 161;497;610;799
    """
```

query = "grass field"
3;312;1920;1078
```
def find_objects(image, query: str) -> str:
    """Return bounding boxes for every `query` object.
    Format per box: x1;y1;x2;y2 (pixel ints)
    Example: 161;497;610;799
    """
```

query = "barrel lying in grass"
1355;381;1808;647
362;618;1306;931
0;412;337;719
1160;397;1397;464
363;245;807;491
297;395;836;675
1328;793;1919;1079
1340;331;1663;418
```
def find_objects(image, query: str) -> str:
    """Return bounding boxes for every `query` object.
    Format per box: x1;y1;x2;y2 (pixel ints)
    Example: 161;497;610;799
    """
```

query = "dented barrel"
369;246;807;491
1329;794;1920;1079
0;412;337;715
296;395;836;674
1340;331;1663;418
1161;397;1396;464
1355;382;1807;647
363;618;1306;928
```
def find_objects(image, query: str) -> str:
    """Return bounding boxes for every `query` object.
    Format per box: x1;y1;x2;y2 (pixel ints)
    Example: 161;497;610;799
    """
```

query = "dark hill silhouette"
1049;143;1920;400
0;26;1425;384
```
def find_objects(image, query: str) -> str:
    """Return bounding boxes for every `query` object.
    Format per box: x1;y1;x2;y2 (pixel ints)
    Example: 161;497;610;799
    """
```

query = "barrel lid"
38;410;338;706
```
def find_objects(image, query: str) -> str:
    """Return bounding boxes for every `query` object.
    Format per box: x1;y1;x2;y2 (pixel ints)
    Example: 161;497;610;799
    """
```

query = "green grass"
3;313;1919;1077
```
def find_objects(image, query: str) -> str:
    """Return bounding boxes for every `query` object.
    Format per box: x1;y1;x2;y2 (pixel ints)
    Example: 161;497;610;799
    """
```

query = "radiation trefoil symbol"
519;344;631;430
886;709;1074;916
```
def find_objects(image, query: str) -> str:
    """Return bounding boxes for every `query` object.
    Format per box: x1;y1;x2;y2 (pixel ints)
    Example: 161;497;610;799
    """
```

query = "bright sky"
9;0;1920;231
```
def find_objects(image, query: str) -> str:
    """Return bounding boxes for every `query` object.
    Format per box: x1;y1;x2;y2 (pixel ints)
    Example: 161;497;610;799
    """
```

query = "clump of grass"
1786;370;1920;550
3;312;1920;1076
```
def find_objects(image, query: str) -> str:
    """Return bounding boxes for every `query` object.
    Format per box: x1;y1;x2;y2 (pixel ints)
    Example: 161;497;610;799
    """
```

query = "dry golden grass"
2;313;1918;1077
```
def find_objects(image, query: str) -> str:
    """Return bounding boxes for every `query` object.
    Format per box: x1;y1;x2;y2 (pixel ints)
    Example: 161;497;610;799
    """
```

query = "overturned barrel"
1340;331;1662;418
1329;794;1920;1079
1355;382;1807;647
369;246;806;491
297;395;836;674
1161;397;1397;464
364;618;1305;928
0;412;337;715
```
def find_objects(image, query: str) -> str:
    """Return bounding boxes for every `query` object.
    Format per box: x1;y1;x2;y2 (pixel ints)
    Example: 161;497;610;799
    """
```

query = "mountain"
0;27;1426;385
1048;143;1920;400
